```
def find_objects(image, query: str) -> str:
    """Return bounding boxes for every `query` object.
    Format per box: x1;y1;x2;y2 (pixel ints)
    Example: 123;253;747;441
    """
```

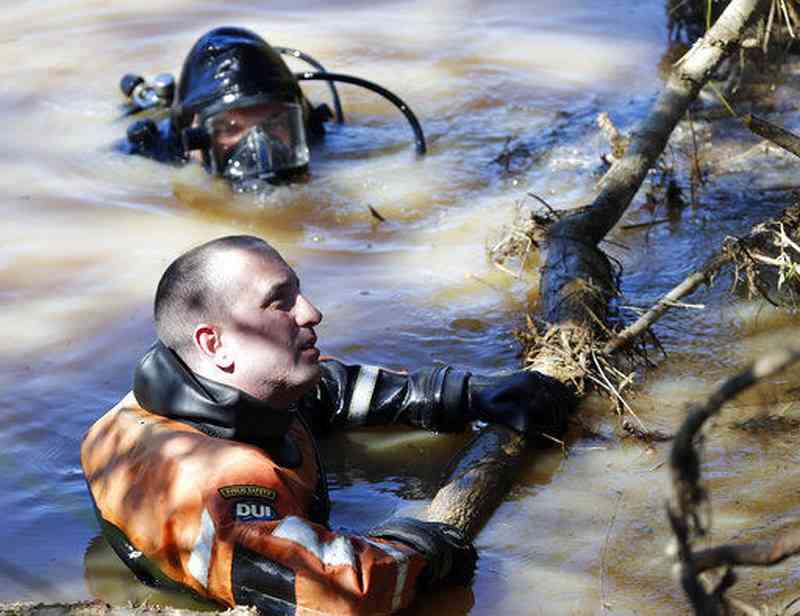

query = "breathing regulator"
120;73;176;113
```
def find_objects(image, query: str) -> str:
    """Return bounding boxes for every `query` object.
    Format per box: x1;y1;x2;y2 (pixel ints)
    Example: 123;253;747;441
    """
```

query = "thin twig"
492;261;521;279
601;491;625;613
661;300;706;309
781;0;795;38
590;350;647;430
367;204;387;222
526;192;561;219
605;252;729;354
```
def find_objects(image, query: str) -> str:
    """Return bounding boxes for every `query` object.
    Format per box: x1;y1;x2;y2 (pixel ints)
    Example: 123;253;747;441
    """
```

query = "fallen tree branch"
605;252;730;354
744;113;800;159
668;347;800;615
425;0;767;540
0;603;257;616
423;425;525;537
691;532;800;573
607;201;800;354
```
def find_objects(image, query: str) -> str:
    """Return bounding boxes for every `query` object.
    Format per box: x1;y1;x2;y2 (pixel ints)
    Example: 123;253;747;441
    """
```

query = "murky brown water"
4;0;800;613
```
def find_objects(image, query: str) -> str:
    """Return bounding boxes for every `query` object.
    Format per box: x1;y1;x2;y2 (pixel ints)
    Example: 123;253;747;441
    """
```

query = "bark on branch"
691;532;800;573
426;0;768;540
744;114;800;159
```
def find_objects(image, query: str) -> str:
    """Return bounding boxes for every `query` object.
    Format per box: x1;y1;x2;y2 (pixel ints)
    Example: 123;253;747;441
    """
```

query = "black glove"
369;517;477;588
467;370;574;437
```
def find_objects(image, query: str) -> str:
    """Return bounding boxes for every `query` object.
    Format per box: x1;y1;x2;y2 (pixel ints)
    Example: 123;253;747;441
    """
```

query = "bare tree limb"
423;425;525;537
539;0;766;356
608;199;800;354
744;114;800;159
605;253;730;354
426;0;768;540
691;531;800;573
0;603;258;616
668;347;800;615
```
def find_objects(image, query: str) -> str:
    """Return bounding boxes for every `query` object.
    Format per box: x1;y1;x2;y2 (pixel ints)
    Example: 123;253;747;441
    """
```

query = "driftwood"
423;425;525;537
667;348;800;615
424;0;767;539
607;201;800;354
744;114;800;160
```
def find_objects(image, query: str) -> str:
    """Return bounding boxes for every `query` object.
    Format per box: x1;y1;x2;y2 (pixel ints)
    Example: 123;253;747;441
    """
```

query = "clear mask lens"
205;102;310;183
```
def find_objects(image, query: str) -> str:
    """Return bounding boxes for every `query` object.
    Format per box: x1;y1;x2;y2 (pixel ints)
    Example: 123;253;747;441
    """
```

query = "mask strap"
274;47;344;124
295;71;427;156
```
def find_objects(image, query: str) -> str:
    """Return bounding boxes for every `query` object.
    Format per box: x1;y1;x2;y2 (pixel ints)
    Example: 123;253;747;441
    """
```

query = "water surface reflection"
7;1;800;614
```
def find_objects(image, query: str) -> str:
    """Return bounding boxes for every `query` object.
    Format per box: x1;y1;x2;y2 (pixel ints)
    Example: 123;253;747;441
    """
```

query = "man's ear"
193;324;234;372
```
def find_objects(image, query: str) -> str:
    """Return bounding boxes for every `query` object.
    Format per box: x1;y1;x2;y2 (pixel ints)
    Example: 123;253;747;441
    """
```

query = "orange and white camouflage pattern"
81;392;428;615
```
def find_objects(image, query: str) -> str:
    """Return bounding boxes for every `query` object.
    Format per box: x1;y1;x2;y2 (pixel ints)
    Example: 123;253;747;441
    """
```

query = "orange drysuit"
82;343;473;615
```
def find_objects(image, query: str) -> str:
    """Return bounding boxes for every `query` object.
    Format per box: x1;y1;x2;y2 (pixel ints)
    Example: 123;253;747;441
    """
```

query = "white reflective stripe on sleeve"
346;365;380;425
273;516;356;568
187;508;216;588
365;538;410;612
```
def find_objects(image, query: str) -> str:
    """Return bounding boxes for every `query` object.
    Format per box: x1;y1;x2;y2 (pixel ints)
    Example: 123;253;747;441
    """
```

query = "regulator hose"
274;47;344;124
295;71;427;155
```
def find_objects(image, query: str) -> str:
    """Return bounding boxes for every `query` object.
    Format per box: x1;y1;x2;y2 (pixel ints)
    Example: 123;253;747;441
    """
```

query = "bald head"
154;235;283;359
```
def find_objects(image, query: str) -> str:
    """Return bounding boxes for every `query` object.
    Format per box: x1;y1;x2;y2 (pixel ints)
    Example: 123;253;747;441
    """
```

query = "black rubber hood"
176;26;304;123
133;341;295;443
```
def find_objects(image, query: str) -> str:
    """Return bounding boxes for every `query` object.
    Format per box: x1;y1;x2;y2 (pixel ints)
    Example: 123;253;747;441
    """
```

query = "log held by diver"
423;0;768;542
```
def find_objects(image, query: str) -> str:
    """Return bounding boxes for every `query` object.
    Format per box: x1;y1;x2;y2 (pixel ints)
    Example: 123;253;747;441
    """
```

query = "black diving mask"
204;101;309;191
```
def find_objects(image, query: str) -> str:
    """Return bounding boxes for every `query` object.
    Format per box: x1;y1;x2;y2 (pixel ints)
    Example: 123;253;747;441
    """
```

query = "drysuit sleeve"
196;459;465;615
298;358;471;434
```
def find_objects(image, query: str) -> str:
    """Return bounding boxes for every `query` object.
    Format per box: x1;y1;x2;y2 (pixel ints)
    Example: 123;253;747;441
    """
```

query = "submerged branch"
668;348;800;615
744;114;800;159
608;200;800;354
423;426;525;537
691;532;800;573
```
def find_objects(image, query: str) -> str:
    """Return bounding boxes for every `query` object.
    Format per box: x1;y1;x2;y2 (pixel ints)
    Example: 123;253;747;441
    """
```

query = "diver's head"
121;26;426;190
176;27;311;191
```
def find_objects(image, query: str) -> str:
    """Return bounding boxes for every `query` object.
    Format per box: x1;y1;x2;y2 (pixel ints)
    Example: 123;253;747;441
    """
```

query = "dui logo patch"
219;485;277;501
234;501;279;522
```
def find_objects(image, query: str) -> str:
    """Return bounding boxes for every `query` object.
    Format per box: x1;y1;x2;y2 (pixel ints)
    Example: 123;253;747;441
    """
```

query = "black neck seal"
133;342;295;444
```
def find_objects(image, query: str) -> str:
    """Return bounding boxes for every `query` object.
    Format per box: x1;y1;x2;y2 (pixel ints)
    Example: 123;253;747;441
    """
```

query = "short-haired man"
81;235;572;615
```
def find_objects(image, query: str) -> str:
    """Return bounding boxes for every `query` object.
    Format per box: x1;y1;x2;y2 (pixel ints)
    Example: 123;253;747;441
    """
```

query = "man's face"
217;248;323;406
208;103;293;162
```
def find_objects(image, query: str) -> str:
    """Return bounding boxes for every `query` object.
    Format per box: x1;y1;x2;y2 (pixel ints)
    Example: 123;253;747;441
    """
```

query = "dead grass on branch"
516;311;664;439
725;203;800;309
491;196;665;439
668;0;800;51
486;195;558;277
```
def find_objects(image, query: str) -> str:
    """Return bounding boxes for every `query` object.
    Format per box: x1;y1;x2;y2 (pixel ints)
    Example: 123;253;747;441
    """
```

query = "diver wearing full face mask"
118;27;426;192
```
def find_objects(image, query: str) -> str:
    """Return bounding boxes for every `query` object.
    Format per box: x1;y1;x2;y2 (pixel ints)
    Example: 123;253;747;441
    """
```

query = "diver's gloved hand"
466;370;573;437
369;517;477;588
